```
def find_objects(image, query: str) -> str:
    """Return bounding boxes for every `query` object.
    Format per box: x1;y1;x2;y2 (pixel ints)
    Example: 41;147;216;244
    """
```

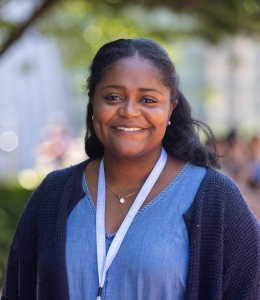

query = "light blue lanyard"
96;148;168;299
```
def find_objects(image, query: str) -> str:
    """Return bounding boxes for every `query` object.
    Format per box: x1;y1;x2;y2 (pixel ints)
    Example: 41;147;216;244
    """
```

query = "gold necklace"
106;183;139;204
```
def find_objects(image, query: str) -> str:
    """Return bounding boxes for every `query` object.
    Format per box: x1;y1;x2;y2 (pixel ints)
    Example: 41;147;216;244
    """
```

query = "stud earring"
168;120;171;125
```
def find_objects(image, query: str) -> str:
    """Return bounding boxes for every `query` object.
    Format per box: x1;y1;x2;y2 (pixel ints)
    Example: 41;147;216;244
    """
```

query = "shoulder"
18;159;92;225
41;159;90;188
14;159;93;254
195;168;260;235
40;159;96;209
194;167;249;209
197;168;248;206
185;168;260;297
201;171;260;296
186;167;260;229
34;158;95;199
199;167;239;193
184;169;260;299
186;167;242;209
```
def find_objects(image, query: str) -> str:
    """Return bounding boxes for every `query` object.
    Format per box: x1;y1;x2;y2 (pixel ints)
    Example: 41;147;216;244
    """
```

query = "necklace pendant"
119;198;125;204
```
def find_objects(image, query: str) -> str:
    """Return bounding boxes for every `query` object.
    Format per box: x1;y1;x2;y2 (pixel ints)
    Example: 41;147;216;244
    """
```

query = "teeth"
116;127;142;131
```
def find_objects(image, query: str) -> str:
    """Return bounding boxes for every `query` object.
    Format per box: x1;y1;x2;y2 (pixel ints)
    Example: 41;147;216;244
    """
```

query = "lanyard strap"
96;148;167;299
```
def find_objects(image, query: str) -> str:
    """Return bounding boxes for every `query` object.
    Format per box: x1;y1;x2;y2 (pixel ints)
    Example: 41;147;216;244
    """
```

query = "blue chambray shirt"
66;163;206;300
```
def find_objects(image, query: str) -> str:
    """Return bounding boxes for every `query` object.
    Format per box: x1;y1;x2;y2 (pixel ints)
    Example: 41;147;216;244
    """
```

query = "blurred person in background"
2;38;260;300
247;136;260;190
217;131;260;219
33;117;86;173
218;130;249;184
34;123;71;167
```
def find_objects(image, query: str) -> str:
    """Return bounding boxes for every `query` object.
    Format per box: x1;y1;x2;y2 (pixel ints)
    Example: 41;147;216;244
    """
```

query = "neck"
103;147;163;188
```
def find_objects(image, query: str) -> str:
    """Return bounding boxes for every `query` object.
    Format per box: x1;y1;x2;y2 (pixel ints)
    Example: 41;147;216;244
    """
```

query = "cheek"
93;106;109;125
93;100;115;118
92;106;114;140
150;108;169;126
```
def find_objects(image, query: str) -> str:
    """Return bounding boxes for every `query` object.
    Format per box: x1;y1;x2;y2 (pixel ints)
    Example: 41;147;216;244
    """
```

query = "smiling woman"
90;57;176;158
2;39;260;300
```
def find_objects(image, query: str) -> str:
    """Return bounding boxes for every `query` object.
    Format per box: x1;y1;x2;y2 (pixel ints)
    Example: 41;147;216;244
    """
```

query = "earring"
92;116;93;120
168;120;171;125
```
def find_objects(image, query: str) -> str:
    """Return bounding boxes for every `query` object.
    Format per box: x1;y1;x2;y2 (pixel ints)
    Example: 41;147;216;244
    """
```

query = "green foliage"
36;0;260;70
2;0;260;70
40;1;181;69
0;184;33;287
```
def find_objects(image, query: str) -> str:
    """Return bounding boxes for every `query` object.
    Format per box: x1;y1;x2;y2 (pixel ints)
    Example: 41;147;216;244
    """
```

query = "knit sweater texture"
2;159;260;300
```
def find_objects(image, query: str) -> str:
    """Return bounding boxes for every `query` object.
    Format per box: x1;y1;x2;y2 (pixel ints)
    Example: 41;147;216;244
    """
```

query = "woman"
2;38;260;300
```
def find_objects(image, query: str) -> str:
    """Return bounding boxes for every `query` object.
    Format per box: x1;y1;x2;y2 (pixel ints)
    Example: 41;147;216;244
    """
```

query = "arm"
1;178;47;300
185;169;260;300
1;231;19;300
223;181;260;299
1;161;87;299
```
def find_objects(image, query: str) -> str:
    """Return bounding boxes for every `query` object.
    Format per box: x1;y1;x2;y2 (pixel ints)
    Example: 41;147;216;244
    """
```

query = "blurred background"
1;0;260;288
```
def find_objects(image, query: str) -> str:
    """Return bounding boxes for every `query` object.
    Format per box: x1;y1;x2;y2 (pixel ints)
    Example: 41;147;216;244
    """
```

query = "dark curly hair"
85;38;220;169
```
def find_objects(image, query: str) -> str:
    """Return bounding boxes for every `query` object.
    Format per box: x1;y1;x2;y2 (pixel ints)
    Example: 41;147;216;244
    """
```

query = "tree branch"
0;0;60;58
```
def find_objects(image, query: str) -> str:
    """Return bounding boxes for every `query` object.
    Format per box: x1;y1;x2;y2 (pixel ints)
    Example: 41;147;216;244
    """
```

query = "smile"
115;127;143;132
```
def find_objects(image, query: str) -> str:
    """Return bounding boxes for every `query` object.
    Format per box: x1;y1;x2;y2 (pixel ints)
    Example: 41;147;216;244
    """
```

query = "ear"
169;100;178;117
88;92;93;104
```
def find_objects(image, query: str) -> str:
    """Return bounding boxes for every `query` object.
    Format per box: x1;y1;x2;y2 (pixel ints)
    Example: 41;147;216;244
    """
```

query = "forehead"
98;57;167;89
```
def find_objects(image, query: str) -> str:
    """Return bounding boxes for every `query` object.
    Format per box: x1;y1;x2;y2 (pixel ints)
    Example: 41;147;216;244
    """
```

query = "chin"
107;143;161;158
113;148;143;158
106;143;143;157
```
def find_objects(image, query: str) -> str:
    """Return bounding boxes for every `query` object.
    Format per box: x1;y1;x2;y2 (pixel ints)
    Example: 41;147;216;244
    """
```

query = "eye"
105;95;123;101
141;97;156;103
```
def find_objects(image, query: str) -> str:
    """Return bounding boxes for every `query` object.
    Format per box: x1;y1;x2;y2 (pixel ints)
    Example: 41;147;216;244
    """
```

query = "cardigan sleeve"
1;174;51;300
185;169;260;300
1;230;19;300
222;180;260;299
1;162;85;300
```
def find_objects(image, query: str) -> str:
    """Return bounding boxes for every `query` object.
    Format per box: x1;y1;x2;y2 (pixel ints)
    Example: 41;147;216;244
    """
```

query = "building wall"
204;37;260;135
0;30;71;177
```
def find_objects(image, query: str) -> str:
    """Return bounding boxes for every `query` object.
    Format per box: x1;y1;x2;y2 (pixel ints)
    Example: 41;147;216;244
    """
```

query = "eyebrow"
139;87;163;95
101;85;125;91
101;85;163;95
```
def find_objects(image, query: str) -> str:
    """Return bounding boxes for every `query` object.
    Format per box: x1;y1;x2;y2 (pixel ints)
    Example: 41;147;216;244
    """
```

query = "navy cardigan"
2;159;260;299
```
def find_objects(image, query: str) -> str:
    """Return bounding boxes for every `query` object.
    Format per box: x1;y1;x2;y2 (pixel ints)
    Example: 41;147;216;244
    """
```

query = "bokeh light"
243;0;260;13
0;131;19;152
18;169;40;190
83;25;103;43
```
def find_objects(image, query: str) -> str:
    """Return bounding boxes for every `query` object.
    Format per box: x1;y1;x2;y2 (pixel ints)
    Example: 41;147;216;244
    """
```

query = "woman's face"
91;57;177;158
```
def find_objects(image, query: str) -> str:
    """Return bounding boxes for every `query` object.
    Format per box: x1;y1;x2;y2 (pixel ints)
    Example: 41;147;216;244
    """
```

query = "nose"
118;99;141;118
